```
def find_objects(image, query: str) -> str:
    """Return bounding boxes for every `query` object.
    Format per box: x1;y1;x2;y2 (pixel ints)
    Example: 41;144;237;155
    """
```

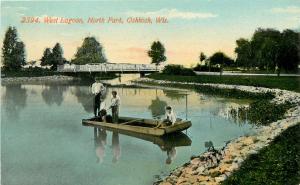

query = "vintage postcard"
1;1;299;185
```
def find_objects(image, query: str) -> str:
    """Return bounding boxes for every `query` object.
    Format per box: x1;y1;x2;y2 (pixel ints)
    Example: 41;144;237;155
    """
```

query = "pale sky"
1;0;300;66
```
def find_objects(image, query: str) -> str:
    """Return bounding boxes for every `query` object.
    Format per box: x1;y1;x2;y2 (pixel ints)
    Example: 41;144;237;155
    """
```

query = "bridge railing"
57;63;163;72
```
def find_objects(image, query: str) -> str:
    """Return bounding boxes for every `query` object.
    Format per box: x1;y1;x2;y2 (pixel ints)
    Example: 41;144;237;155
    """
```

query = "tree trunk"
220;65;223;76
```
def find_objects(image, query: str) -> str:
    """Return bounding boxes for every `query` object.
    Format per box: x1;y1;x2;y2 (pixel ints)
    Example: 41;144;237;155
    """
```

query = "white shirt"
99;87;107;101
111;95;121;107
165;111;177;125
91;82;104;95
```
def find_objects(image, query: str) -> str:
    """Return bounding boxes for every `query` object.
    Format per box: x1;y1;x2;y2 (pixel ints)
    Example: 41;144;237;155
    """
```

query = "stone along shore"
134;78;300;185
1;75;79;85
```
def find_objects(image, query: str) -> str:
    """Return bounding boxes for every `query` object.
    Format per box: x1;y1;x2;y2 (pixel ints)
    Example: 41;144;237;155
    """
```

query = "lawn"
148;73;300;92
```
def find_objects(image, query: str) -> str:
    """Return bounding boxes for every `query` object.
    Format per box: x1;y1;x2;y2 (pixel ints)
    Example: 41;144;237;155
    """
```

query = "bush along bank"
132;78;300;185
229;100;295;126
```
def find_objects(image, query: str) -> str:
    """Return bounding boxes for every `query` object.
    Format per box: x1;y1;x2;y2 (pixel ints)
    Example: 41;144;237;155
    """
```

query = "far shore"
1;75;81;85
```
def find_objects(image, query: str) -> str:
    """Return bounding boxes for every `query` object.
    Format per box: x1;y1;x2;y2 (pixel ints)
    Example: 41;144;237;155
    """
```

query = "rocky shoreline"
1;75;80;85
134;78;300;185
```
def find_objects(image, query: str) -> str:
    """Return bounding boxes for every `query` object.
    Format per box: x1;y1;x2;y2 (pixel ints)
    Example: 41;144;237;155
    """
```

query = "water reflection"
159;144;177;165
91;126;191;164
2;84;27;120
163;90;186;101
112;132;121;163
204;141;215;151
71;86;94;113
148;97;167;119
41;85;68;106
94;128;107;164
1;83;255;185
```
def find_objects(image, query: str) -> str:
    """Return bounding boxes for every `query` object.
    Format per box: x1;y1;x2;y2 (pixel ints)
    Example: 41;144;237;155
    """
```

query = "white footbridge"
57;63;164;73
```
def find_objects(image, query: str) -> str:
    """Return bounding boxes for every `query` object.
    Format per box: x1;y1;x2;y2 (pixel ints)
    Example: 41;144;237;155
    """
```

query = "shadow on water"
41;85;68;106
2;84;27;120
92;126;191;165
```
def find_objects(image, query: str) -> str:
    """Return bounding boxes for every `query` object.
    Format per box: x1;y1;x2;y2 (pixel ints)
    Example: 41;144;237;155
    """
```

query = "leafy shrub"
229;100;294;125
247;100;294;125
193;64;221;72
1;67;55;77
162;65;195;76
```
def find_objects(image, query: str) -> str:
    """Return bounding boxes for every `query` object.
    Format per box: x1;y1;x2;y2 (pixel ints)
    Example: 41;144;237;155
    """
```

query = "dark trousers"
111;106;119;123
94;93;101;116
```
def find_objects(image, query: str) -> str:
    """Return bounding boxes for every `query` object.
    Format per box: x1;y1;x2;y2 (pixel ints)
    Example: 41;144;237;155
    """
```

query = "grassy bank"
222;123;300;185
148;73;300;92
138;78;275;101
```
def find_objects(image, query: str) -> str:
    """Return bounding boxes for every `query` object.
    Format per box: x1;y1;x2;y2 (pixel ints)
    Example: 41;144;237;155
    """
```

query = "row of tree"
234;28;299;73
194;28;299;74
1;26;165;70
2;26;299;74
1;26;110;70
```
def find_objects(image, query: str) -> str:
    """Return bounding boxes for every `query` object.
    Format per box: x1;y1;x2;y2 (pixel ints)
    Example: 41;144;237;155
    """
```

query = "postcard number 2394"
20;17;40;24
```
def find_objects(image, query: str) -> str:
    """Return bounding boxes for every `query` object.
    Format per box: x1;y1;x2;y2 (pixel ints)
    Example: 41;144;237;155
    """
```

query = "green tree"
199;52;207;63
209;52;234;75
72;37;107;65
257;38;279;72
51;43;64;70
40;48;53;67
40;43;66;70
234;28;299;74
2;26;26;70
235;38;254;70
251;28;281;70
277;29;299;74
148;41;167;66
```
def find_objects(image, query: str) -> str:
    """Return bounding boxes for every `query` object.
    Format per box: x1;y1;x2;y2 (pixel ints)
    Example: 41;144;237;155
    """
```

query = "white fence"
57;63;163;73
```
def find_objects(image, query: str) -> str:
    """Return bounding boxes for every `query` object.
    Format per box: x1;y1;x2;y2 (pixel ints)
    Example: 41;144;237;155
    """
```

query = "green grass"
148;73;300;92
222;123;300;185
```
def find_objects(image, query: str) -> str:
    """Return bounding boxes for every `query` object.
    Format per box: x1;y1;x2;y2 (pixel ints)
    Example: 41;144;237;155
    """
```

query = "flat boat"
82;116;192;136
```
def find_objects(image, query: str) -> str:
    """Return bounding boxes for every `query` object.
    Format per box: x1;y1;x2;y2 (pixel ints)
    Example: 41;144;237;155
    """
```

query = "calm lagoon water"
1;81;254;185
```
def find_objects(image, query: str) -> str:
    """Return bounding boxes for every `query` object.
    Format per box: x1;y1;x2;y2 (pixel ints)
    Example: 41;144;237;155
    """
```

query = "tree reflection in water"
163;90;186;101
41;85;68;106
72;86;94;113
2;84;28;120
148;97;167;119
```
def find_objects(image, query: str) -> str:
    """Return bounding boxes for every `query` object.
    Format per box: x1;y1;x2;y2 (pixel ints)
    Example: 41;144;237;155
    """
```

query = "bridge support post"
140;72;145;77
